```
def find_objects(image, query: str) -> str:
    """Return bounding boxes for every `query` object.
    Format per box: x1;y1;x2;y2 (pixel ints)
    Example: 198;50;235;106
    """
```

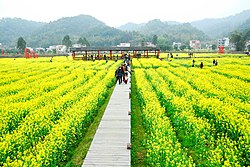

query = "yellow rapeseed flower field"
133;57;250;166
0;55;249;166
0;57;121;166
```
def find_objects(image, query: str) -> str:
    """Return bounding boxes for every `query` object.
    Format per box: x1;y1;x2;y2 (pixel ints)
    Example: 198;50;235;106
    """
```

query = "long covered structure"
70;46;160;60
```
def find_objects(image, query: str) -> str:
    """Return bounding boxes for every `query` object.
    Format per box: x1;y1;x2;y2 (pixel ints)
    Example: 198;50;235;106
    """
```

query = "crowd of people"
115;57;131;85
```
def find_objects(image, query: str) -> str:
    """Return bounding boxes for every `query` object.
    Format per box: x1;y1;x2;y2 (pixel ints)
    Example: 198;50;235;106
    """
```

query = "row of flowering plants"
134;68;195;166
0;57;121;166
133;57;250;166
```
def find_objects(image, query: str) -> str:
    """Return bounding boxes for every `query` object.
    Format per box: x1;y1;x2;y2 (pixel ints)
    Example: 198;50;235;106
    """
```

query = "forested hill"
118;19;208;46
25;15;129;48
0;15;207;48
118;10;250;40
0;18;45;47
1;10;250;49
0;15;132;48
136;19;206;41
191;9;250;38
118;22;146;31
118;20;181;32
239;18;250;31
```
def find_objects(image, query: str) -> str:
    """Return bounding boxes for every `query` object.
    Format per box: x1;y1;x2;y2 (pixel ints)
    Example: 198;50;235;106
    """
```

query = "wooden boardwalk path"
82;76;131;166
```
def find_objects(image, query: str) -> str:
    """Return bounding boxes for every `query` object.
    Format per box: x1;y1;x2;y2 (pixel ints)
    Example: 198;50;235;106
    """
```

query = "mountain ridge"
0;15;206;48
0;18;45;46
118;9;250;38
190;9;250;37
0;10;250;49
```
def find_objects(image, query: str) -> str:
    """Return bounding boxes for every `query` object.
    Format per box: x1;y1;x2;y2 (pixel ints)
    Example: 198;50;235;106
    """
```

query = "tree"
230;31;245;51
243;30;250;41
159;44;172;51
77;37;84;45
243;30;250;51
180;45;187;51
141;39;145;47
17;37;26;53
152;35;158;45
174;45;179;51
247;45;250;52
77;37;90;47
62;35;72;49
212;44;217;50
83;37;90;47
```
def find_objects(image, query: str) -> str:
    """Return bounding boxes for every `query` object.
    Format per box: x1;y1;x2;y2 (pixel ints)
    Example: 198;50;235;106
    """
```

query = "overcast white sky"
0;0;249;27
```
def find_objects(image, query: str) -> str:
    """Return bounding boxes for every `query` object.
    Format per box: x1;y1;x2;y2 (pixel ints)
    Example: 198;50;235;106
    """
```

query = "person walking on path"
122;63;129;84
115;66;124;84
115;68;119;82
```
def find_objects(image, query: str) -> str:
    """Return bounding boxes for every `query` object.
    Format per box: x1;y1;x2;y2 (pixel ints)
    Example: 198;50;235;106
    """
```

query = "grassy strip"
131;73;147;166
62;84;116;167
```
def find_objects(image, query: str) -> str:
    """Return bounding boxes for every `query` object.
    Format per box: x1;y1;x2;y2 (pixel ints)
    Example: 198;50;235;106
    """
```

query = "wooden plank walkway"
82;75;131;167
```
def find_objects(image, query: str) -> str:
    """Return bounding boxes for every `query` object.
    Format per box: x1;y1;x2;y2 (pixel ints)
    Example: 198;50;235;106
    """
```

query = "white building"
189;40;201;50
246;40;250;51
172;42;182;50
145;42;156;47
218;37;230;47
47;45;67;53
26;47;34;51
35;47;45;53
72;44;86;48
117;43;130;47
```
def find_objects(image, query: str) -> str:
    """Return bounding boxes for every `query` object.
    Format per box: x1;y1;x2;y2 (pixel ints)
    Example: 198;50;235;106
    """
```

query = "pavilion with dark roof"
70;46;160;60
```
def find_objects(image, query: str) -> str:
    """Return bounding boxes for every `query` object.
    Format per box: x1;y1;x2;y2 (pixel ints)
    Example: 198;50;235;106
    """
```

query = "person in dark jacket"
115;68;119;82
115;67;124;84
213;59;216;66
200;62;204;69
192;59;195;67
